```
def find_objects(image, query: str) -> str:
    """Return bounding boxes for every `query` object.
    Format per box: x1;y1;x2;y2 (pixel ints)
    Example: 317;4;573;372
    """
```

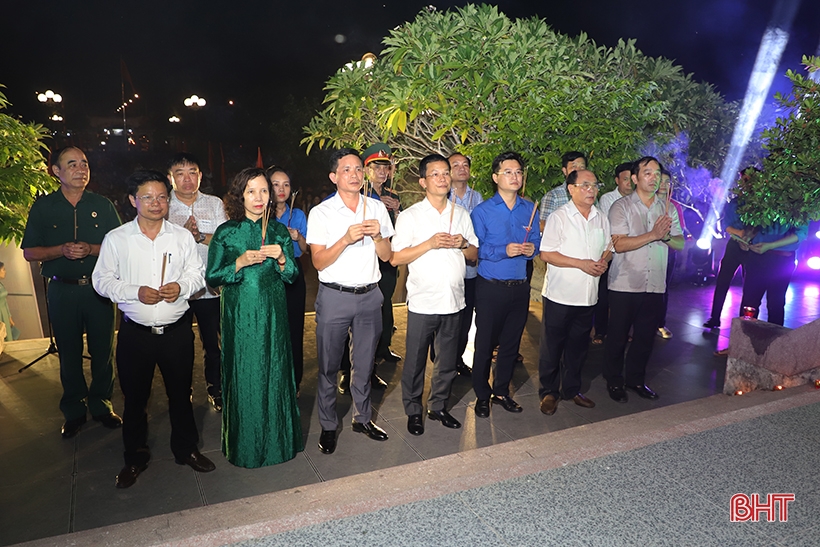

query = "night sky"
2;0;819;136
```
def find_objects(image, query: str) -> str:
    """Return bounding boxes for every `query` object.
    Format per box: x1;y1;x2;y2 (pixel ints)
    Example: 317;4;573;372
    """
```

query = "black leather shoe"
379;349;402;363
627;384;659;400
338;372;350;395
608;386;629;403
115;464;147;489
319;429;337;454
474;398;490;418
407;414;424;435
175;450;216;472
208;394;223;412
427;409;461;429
491;395;523;413
455;361;472;376
703;318;720;329
351;420;389;441
61;415;87;439
92;412;122;429
371;372;388;389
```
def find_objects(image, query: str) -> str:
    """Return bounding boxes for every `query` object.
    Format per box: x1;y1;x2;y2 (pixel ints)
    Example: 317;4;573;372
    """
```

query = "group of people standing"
24;141;797;485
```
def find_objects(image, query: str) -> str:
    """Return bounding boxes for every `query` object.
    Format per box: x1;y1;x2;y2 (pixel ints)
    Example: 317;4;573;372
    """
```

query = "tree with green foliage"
0;86;56;243
302;4;734;203
736;56;820;228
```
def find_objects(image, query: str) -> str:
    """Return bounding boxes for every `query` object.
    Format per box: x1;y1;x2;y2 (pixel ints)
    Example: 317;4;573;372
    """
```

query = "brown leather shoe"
572;393;596;408
540;394;558;415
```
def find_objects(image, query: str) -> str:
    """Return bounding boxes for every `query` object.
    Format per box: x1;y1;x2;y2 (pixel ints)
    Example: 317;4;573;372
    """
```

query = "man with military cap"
22;146;122;438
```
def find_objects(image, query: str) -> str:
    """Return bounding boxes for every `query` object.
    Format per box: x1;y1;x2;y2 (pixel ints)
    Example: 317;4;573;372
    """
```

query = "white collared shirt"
168;190;227;299
92;218;205;326
598;188;628;218
608;191;682;294
392;198;479;315
540;201;610;306
306;192;395;286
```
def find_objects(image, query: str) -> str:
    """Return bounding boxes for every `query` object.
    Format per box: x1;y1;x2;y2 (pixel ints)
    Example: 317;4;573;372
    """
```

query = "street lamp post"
36;90;64;133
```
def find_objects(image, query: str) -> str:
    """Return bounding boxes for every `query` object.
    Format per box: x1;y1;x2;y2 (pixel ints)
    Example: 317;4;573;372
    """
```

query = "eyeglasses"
136;195;169;204
496;169;525;178
571;183;601;192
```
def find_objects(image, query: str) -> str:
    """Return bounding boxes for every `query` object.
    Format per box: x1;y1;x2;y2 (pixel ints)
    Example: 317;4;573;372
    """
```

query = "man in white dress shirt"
391;154;478;435
166;153;228;411
93;170;213;489
307;148;395;454
538;169;610;415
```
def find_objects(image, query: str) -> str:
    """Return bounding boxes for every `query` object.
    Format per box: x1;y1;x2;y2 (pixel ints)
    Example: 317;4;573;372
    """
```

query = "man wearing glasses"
22;146;122;439
470;151;540;418
93;170;213;488
605;157;684;403
537;170;610;415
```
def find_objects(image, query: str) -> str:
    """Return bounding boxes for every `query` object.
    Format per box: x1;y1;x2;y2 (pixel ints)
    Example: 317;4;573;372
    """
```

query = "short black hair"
167;153;202;173
447;152;471;167
631;156;663;177
660;167;671;178
329;148;361;172
561;151;586;169
51;146;84;168
492;151;525;174
419;154;449;178
126;170;172;197
614;162;633;178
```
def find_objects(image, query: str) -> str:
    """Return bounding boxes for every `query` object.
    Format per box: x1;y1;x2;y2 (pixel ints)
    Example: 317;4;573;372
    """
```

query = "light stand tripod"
18;277;90;373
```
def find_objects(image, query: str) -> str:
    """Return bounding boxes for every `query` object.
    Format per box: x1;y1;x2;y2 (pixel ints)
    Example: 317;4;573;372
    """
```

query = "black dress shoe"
92;412;122;429
379;349;402;363
407;414;424;435
455;361;472;376
474;398;490;418
319;429;337;454
208;394;223;412
703;318;720;329
491;395;523;413
608;386;629;403
115;464;147;489
351;420;389;441
61;415;87;439
371;372;388;389
626;384;659;400
175;450;216;472
338;372;350;395
427;409;461;429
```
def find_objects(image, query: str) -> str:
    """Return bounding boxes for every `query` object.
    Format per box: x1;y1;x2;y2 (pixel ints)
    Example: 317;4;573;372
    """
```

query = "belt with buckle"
51;276;90;286
122;313;188;335
481;277;527;287
320;282;378;294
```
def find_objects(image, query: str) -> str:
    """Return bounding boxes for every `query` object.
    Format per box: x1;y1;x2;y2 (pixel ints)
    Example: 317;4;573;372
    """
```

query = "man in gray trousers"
307;148;395;454
391;154;478;435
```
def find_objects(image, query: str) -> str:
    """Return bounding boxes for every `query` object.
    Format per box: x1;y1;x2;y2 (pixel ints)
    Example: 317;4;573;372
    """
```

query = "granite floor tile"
0;474;72;546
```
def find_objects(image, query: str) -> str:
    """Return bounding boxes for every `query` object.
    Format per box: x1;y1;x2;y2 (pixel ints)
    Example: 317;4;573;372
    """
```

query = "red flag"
256;147;263;168
120;59;137;96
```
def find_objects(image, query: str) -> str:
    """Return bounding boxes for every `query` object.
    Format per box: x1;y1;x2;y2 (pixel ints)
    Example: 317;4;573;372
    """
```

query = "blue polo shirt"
275;204;307;258
471;193;541;281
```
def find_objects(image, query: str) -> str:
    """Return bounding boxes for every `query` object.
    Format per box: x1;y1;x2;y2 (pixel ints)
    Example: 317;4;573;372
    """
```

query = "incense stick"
522;199;538;243
600;236;616;262
665;180;673;215
160;252;168;286
362;178;369;222
261;201;271;247
287;191;298;227
448;190;457;234
520;167;528;197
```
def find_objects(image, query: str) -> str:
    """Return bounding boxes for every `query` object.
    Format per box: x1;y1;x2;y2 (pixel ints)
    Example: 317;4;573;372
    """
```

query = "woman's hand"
236;249;266;271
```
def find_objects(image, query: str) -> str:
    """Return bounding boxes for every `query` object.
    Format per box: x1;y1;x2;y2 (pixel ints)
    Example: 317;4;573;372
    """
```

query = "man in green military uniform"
22;147;122;438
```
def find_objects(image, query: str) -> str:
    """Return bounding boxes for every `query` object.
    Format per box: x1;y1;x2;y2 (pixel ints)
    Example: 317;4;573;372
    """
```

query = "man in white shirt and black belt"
538;169;610;415
166;153;228;412
93;170;214;489
307;148;395;455
391;154;478;435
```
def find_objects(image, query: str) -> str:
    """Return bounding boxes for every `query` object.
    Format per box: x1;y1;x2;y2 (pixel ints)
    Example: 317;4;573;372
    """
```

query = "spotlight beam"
701;0;801;245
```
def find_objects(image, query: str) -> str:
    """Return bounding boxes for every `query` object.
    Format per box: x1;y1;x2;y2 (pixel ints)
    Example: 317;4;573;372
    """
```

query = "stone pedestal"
723;317;820;394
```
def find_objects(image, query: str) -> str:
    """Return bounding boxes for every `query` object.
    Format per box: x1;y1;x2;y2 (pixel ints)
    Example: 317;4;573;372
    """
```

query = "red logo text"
730;493;794;522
